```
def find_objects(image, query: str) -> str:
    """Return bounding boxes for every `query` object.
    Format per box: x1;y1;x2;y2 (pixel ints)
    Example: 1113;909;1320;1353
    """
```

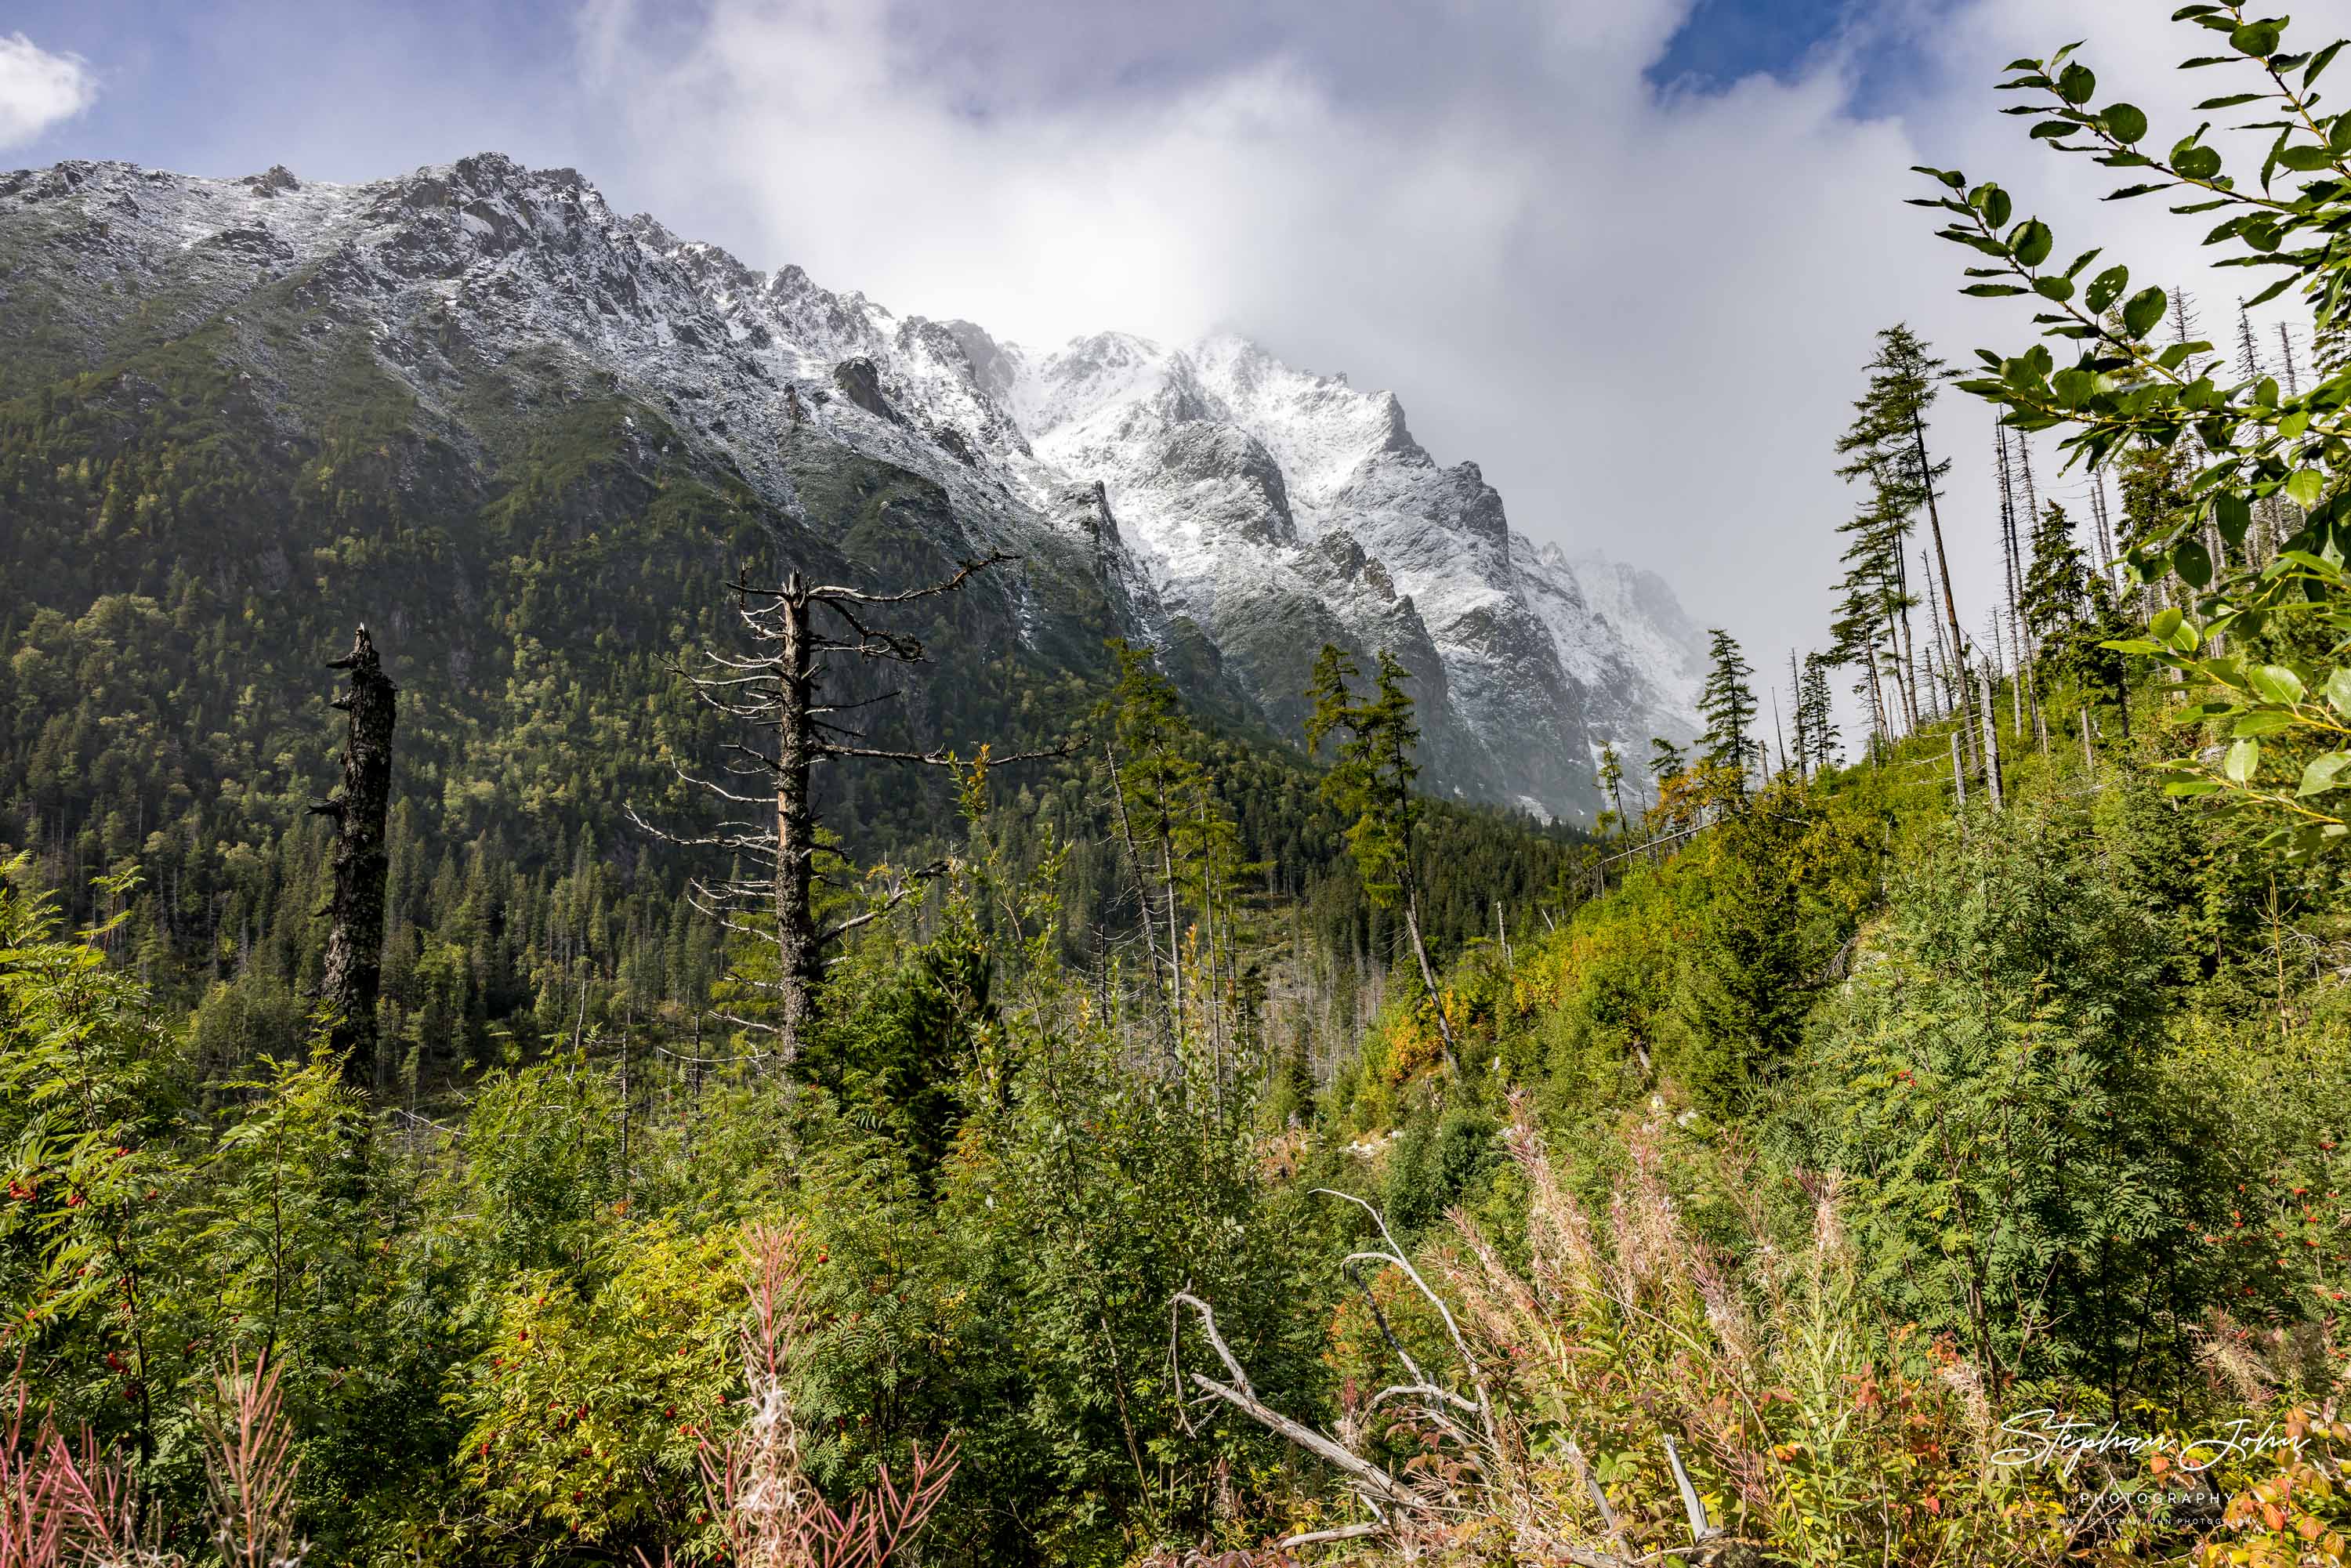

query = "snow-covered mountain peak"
0;150;1708;821
1005;331;1190;440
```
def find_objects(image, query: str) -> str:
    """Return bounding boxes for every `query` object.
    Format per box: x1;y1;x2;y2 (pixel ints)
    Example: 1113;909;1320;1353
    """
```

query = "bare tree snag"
312;626;397;1088
1914;404;1976;766
634;552;1060;1066
1567;1439;1628;1560
1401;887;1460;1073
1978;666;2005;811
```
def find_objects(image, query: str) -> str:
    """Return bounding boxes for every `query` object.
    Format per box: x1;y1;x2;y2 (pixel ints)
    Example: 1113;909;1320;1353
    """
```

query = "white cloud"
560;0;2291;726
0;32;96;153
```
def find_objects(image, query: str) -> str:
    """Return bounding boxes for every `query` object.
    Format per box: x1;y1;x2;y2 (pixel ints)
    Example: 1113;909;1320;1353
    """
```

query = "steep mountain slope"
958;327;1705;815
0;152;1702;821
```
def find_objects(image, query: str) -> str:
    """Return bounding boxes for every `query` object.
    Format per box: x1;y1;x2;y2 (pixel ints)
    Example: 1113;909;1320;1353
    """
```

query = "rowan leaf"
2298;752;2351;795
2248;664;2307;704
2123;286;2170;338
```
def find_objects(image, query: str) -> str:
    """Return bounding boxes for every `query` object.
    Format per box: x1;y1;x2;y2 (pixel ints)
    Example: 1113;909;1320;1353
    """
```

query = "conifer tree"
1305;646;1458;1072
1698;629;1759;794
1995;429;2026;680
1098;642;1252;1057
2019;499;2130;755
1797;654;1838;777
1100;643;1198;1044
1596;741;1626;835
1828;492;1915;738
2086;467;2121;592
2169;288;2202;353
2236;299;2267;386
1835;325;1971;746
2115;440;2195;621
1784;651;1808;781
2020;501;2090;654
1827;493;1907;749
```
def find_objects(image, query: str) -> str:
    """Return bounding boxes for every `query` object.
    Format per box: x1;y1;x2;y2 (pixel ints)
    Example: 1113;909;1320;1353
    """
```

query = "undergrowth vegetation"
5;663;2349;1565
8;5;2351;1566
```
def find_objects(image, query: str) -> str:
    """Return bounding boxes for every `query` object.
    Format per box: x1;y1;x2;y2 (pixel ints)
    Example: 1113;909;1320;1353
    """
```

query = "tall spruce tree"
2017;498;2131;752
1096;640;1246;1049
1698;629;1759;794
1835;324;1971;746
1305;646;1459;1073
1596;741;1626;835
2020;500;2090;654
1797;654;1839;776
1828;491;1914;741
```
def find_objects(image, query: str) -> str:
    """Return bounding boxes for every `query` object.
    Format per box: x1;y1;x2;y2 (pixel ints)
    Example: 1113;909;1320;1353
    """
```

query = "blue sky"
1648;0;1954;114
1651;0;1857;89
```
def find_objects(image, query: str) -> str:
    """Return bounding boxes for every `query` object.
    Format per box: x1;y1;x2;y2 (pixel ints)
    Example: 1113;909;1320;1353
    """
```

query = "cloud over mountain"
0;32;96;150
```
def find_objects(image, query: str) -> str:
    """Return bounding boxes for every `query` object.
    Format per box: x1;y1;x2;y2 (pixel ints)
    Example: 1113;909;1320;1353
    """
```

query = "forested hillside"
0;308;1587;1098
4;5;2351;1567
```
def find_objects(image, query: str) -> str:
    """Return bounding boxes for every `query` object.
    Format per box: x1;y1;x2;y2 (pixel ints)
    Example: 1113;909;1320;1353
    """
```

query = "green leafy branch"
1915;4;2351;853
2110;578;2351;842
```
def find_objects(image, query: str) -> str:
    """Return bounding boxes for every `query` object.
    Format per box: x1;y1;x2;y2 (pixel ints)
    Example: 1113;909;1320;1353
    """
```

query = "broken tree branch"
1663;1434;1719;1545
1171;1292;1428;1513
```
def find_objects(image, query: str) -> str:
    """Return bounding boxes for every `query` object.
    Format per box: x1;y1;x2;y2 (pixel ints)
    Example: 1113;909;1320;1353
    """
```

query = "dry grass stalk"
0;1374;155;1567
694;1222;957;1568
1178;1098;2076;1566
202;1351;303;1568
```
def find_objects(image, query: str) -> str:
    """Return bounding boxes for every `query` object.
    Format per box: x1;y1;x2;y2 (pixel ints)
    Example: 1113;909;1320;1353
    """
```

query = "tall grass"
1183;1093;2351;1565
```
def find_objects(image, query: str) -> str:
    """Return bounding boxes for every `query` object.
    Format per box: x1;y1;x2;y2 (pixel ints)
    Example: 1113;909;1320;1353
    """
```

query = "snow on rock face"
1516;539;1707;770
987;322;1705;818
0;152;1708;822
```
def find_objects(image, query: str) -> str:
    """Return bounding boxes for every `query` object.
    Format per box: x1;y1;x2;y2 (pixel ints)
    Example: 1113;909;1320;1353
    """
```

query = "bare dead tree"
1889;542;1921;733
2012;434;2049;731
2087;463;2121;593
632;552;1049;1065
1919;547;1958;721
312;626;396;1089
1993;429;2026;737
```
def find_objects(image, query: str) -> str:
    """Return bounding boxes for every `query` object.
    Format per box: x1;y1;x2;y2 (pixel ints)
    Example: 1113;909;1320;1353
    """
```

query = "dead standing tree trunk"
1913;404;1976;771
313;626;397;1089
634;553;1052;1067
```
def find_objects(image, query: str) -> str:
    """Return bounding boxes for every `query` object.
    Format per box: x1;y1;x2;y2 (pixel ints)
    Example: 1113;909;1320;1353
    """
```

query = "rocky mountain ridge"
0;151;1704;820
